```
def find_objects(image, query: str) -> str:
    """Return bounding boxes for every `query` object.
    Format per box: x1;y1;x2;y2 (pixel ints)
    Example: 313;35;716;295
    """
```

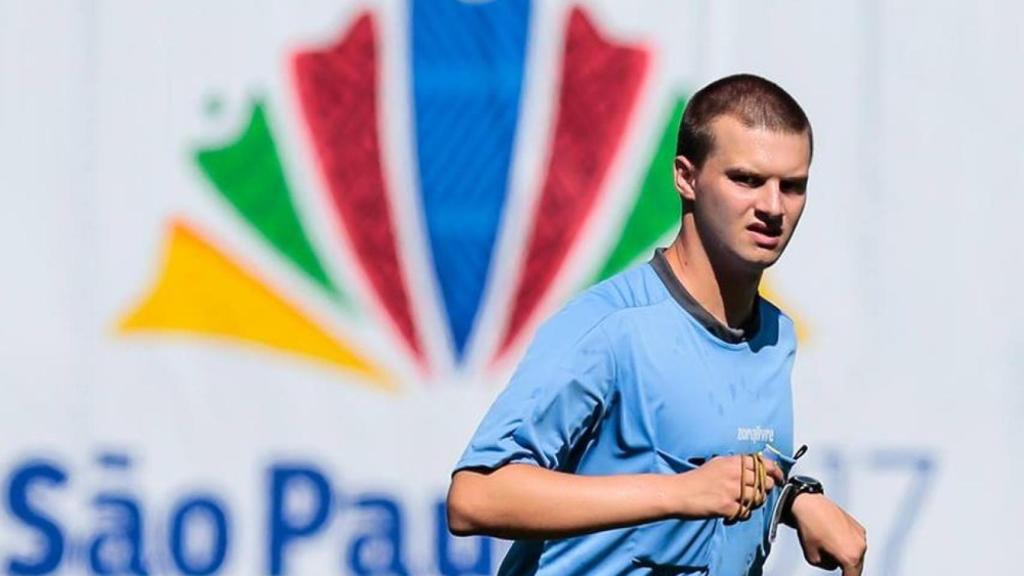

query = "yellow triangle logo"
119;220;394;390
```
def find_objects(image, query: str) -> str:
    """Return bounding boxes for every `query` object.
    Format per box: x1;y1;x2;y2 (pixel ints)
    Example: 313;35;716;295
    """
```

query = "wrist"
659;471;708;520
786;491;827;527
779;475;824;527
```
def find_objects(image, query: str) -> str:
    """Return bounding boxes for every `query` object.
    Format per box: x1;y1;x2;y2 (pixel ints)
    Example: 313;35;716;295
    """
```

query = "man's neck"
664;221;761;329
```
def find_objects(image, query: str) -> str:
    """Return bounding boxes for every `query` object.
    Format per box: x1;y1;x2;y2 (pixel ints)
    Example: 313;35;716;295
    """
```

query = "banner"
2;1;1020;574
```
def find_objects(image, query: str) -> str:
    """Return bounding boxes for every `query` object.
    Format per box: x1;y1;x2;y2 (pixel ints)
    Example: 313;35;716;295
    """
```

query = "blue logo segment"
411;0;531;360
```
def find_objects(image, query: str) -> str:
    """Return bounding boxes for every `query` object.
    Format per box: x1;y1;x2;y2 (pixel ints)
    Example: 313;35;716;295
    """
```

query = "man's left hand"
790;493;867;576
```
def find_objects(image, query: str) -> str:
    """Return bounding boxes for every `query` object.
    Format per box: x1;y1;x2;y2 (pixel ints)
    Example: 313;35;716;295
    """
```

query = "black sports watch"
770;473;823;541
769;475;825;542
779;475;824;524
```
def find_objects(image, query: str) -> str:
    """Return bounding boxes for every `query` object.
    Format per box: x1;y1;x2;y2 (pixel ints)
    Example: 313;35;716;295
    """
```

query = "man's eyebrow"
725;168;765;178
725;168;808;187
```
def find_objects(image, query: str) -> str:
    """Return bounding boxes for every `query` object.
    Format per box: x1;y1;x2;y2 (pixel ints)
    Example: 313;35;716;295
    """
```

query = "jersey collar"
650;248;762;344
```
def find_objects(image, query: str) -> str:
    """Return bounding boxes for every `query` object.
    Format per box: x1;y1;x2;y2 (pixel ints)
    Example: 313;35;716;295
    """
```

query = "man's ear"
674;156;698;203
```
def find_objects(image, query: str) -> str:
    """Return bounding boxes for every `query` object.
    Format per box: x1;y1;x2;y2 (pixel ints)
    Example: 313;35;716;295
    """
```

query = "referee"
448;74;866;575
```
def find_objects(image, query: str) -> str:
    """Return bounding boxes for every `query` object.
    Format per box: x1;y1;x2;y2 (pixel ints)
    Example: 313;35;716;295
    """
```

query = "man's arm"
447;456;784;540
788;494;867;576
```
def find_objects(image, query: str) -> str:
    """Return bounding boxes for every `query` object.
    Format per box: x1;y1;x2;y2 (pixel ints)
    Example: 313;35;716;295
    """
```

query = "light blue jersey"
455;250;797;575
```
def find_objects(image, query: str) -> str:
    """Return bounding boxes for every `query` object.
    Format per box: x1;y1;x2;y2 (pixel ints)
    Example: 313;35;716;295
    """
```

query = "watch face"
791;475;823;492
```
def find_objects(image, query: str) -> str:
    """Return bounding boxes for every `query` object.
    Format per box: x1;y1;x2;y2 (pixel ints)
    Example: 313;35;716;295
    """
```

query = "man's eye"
782;181;808;195
731;174;763;187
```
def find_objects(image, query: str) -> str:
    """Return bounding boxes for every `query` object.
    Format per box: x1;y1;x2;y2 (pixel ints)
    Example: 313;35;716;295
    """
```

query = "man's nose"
755;182;784;220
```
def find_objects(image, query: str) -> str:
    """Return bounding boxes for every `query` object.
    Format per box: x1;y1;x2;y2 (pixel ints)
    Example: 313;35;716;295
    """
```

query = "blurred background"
2;0;1021;574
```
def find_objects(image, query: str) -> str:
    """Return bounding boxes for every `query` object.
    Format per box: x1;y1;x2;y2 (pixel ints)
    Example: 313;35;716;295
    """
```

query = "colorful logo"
120;2;793;391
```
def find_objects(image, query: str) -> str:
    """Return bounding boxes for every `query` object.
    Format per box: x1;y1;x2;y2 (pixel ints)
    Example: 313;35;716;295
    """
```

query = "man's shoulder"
530;261;670;347
564;261;670;321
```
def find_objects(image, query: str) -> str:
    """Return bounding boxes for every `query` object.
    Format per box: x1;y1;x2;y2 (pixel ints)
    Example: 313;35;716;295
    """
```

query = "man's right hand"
675;454;786;521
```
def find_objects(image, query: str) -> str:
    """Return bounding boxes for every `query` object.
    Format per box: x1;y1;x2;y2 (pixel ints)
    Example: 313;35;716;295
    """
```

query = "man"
447;74;866;575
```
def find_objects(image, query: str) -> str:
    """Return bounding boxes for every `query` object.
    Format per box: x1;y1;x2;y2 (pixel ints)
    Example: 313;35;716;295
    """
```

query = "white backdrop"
1;1;1022;574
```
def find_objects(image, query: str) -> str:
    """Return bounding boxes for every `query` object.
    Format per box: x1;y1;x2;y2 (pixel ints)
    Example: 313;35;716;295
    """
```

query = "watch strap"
769;482;795;542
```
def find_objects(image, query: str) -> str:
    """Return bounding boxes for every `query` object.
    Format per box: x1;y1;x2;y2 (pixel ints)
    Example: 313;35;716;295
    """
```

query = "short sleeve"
454;308;618;473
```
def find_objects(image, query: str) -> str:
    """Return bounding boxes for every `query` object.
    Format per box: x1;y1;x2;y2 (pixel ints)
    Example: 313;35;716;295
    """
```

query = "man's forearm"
447;464;688;540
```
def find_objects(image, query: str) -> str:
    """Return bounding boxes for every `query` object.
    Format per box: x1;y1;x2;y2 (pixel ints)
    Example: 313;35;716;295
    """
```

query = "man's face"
678;114;811;273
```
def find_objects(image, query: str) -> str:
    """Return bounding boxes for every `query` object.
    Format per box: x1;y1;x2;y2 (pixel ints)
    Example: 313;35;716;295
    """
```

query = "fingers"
745;455;764;510
763;457;785;484
722;452;783;522
726;499;750;524
732;455;769;520
725;499;751;525
752;455;764;509
817;555;840;571
730;456;750;522
745;463;774;485
841;553;864;576
730;455;759;522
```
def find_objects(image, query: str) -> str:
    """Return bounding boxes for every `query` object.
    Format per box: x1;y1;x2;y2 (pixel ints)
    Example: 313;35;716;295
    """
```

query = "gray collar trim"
649;248;761;344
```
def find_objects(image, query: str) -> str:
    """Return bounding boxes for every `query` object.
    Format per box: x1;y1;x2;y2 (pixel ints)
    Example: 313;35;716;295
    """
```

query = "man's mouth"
747;223;782;248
